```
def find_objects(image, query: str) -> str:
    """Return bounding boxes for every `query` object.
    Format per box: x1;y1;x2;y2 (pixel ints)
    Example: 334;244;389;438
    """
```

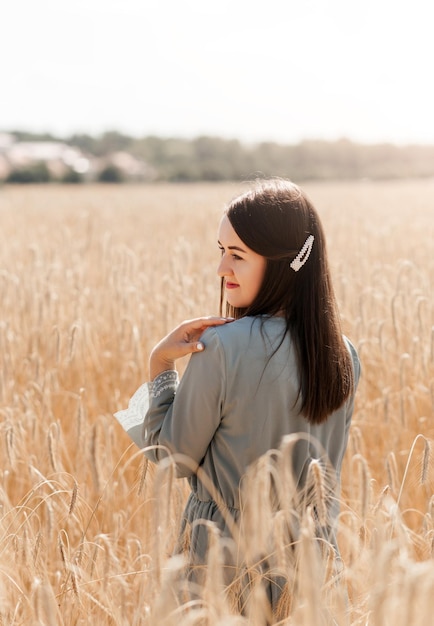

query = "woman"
115;178;360;612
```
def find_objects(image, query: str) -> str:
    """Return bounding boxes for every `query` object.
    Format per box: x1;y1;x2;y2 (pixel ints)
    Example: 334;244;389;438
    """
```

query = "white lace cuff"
113;382;151;445
113;371;178;447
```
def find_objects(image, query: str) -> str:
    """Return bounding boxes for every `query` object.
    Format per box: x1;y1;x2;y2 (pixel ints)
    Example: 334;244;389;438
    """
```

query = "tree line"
4;130;434;182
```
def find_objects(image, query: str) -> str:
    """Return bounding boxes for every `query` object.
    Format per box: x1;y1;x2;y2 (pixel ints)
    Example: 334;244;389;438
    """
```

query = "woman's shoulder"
200;316;252;342
201;315;286;348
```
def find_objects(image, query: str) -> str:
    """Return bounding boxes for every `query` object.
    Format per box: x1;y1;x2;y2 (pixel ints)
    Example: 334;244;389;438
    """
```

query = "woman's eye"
218;246;241;260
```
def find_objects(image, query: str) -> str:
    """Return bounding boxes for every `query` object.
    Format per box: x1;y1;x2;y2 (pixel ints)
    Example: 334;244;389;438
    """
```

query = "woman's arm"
144;325;227;477
114;317;232;467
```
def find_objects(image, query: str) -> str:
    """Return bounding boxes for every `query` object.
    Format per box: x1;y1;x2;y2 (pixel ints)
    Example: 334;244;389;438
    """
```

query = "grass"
0;180;433;624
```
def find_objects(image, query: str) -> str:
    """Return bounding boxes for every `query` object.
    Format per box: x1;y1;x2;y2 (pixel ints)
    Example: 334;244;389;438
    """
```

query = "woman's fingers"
181;316;234;339
150;316;235;378
182;316;234;331
179;317;233;351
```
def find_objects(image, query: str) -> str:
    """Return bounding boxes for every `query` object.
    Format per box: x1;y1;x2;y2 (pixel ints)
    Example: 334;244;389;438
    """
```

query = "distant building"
106;151;157;180
0;133;15;151
6;141;90;177
0;134;155;182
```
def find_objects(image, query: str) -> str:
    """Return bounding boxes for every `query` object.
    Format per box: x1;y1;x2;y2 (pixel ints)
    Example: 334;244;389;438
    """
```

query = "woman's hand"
149;316;233;380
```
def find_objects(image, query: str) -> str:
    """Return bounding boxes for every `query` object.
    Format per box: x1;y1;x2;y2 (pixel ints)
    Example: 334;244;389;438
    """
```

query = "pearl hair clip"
290;235;315;272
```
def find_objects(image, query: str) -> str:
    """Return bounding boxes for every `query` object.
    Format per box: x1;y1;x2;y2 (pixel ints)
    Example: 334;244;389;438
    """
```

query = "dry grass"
0;180;433;624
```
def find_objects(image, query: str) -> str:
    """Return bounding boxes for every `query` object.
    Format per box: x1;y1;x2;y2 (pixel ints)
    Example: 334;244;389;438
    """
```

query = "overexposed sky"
2;0;434;144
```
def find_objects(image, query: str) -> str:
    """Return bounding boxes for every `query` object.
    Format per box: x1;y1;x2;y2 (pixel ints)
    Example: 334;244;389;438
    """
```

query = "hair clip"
290;235;315;272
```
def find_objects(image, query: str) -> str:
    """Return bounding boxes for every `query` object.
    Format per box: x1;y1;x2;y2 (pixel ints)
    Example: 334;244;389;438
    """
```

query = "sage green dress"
116;315;360;601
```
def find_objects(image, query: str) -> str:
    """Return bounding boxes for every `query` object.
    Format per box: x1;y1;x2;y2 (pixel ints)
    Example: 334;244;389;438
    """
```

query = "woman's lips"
225;282;239;289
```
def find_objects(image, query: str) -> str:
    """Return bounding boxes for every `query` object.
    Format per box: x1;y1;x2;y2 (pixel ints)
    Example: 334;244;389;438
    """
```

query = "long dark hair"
220;178;354;425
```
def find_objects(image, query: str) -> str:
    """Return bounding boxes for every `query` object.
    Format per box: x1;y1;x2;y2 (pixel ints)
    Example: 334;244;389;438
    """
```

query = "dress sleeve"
143;327;226;477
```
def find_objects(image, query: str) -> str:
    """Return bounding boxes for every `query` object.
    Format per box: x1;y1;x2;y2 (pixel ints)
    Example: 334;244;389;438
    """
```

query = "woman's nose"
217;255;233;277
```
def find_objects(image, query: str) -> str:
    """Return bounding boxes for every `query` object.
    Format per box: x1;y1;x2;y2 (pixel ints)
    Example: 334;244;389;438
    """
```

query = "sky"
2;0;434;145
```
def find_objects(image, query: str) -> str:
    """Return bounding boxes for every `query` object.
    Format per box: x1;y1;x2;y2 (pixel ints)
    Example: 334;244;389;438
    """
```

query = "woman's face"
217;215;266;309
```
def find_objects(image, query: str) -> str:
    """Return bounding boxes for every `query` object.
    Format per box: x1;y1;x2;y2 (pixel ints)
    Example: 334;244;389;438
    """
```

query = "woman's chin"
227;298;247;309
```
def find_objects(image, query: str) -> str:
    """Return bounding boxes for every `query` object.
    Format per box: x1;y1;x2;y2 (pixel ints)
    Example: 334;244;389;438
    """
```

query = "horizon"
3;129;434;149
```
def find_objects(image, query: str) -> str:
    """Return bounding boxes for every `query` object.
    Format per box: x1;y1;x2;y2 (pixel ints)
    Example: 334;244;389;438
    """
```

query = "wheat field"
0;180;433;625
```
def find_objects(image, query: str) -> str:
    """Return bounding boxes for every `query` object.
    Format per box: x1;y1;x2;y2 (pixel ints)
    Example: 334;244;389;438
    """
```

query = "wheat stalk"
420;438;431;486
